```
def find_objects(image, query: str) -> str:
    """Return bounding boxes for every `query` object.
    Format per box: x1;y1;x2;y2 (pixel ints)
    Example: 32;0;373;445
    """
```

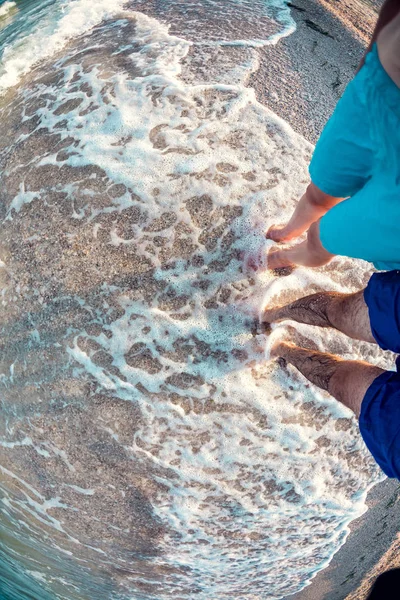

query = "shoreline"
251;1;400;599
250;0;367;143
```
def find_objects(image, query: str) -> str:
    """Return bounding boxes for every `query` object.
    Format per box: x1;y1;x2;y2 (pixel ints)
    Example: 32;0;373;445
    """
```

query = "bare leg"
272;342;384;417
263;289;376;344
267;182;344;244
267;220;335;271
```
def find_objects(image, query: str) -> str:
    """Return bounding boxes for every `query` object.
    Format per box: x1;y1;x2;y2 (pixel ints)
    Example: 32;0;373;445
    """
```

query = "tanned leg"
267;182;344;244
267;220;335;271
272;342;384;417
263;289;376;344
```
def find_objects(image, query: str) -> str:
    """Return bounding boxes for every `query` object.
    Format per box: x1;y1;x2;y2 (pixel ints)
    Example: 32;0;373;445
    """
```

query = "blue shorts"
360;271;400;478
309;44;400;271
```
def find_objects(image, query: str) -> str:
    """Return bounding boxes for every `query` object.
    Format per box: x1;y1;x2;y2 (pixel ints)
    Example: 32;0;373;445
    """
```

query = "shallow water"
0;1;390;599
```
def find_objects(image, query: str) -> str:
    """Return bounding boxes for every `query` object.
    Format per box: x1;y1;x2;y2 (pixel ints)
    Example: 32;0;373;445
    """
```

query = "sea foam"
129;0;296;47
0;1;16;18
0;0;128;90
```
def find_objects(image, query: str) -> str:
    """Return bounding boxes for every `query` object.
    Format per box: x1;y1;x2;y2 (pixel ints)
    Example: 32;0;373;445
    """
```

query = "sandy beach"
251;0;400;598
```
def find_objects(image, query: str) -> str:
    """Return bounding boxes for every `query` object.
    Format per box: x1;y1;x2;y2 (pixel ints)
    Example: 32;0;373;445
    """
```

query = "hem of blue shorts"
319;227;400;272
360;371;390;426
359;370;397;478
307;168;355;200
363;283;381;348
318;216;338;256
373;260;400;271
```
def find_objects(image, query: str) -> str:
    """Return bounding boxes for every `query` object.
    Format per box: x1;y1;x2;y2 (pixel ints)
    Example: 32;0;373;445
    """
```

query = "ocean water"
0;1;389;599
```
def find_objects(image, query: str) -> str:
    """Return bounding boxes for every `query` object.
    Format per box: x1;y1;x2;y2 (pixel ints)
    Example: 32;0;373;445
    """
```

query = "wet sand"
252;0;400;598
251;0;372;143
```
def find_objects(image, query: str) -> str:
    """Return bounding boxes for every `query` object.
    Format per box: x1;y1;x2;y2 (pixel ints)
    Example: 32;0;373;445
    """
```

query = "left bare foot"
267;248;296;274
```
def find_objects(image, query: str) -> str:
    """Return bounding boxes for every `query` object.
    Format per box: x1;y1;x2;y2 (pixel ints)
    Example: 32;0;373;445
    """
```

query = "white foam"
133;0;295;48
26;570;47;583
0;1;16;18
64;485;95;496
6;183;40;219
0;0;128;91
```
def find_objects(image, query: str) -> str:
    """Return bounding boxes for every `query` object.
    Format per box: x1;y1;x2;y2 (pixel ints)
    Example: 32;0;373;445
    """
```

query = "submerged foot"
261;305;283;326
267;248;296;275
270;340;295;359
268;324;319;363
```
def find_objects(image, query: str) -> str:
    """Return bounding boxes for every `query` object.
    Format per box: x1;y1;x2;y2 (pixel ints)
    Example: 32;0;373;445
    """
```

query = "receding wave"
0;1;16;18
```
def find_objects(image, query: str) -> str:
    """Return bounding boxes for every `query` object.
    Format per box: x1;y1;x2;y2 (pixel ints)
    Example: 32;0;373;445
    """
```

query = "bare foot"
262;306;282;326
266;225;289;243
270;340;295;359
267;248;296;275
283;324;320;351
266;225;298;244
